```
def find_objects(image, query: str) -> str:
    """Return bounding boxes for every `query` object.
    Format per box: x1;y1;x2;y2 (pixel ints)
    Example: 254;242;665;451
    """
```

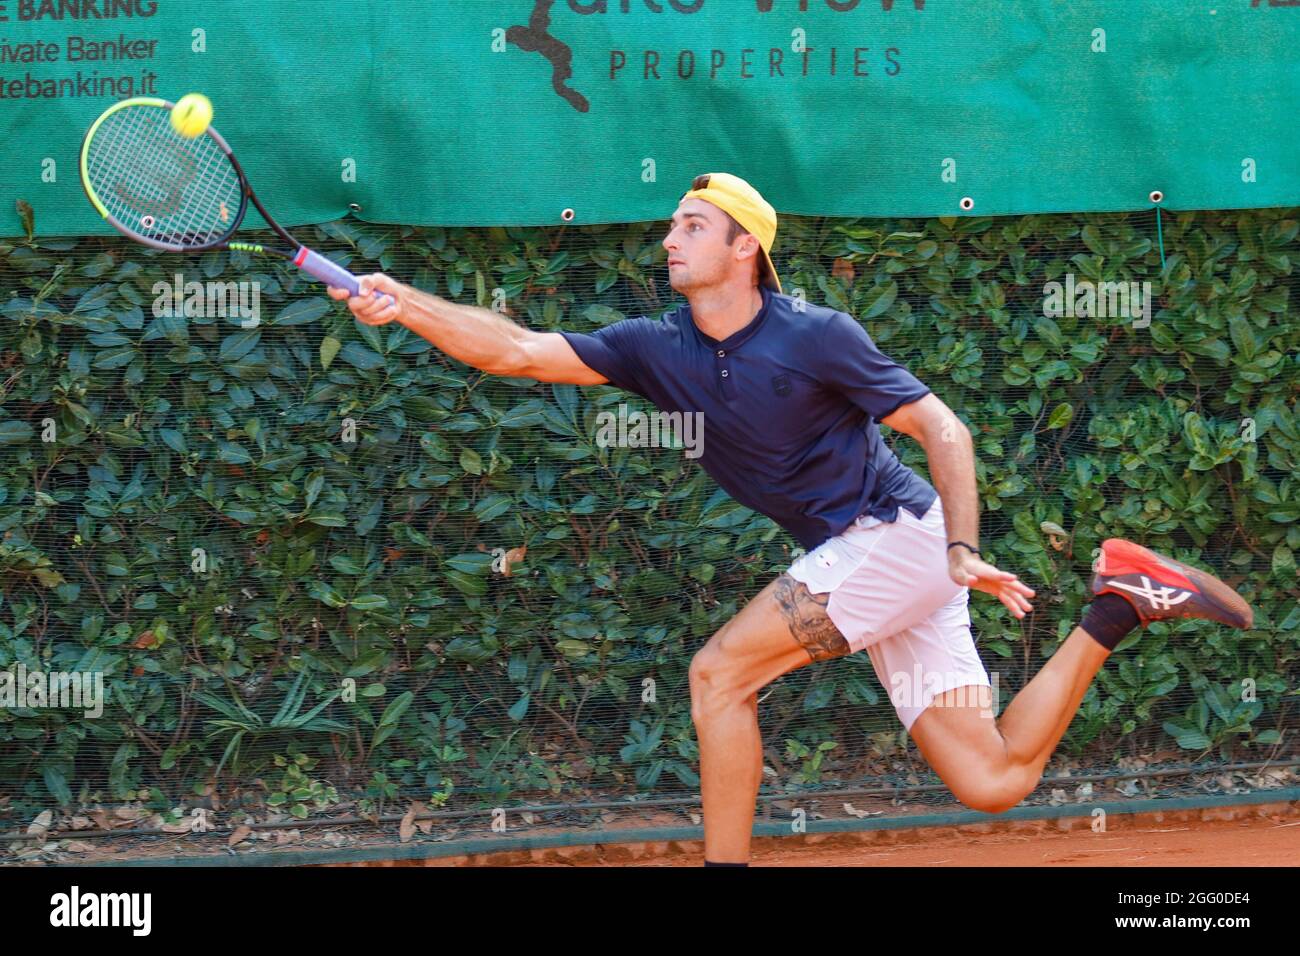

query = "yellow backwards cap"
680;172;781;294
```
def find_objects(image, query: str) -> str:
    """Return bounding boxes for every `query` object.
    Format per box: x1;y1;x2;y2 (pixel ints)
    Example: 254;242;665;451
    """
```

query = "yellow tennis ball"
170;93;212;138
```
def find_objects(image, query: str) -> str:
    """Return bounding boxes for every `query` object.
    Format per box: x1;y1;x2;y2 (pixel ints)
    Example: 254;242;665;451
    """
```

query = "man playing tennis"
329;173;1253;866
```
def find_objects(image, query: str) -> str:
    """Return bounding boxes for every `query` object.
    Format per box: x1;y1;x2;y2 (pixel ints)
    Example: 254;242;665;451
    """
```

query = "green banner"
2;0;1298;238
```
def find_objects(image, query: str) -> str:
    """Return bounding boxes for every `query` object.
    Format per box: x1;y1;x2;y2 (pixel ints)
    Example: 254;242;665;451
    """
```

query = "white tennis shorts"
784;496;992;731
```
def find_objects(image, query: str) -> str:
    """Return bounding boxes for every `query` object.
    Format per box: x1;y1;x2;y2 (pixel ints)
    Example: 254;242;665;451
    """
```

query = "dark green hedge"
0;207;1296;818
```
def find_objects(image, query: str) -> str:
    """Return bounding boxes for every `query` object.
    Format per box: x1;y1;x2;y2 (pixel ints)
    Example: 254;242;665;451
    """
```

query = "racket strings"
86;104;244;250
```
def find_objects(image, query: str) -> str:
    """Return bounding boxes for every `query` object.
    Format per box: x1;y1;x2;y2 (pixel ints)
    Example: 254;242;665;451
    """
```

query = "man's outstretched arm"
328;272;609;385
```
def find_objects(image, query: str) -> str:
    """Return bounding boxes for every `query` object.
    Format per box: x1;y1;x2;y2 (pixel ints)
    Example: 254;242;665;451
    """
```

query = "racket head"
79;96;249;252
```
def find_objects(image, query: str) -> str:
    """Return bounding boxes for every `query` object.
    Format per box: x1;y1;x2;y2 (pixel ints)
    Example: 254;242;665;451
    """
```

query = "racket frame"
79;96;379;299
79;96;265;254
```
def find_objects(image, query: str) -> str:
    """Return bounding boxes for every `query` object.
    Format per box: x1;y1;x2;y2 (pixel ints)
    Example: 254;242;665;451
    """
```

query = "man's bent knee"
950;764;1037;814
689;646;730;719
689;642;763;726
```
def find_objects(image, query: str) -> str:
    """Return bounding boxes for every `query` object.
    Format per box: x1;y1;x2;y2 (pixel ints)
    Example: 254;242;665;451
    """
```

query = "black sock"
1080;592;1141;651
704;860;748;867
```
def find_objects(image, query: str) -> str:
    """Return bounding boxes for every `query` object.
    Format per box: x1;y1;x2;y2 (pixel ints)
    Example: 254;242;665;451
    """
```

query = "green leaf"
1046;403;1074;429
355;498;382;536
861;280;898;318
0;421;35;445
217;441;253;464
274;298;330;327
73;283;117;314
218;329;261;362
307;582;348;607
444;569;487;597
497;400;547;429
91;345;137;369
1034;316;1064;349
43;767;72;805
33;566;66;588
377;691;414;728
1228;317;1257;360
507;692;531;721
304;471;325;509
803;680;836;711
1189;338;1230;362
339;342;385;371
460;448;483;475
1182;412;1210;455
159;428;188;453
445;552;493;575
1162;721;1210;750
160;746;183;772
320;335;342;369
473;494;513;522
328;554;366;575
306;512;347;527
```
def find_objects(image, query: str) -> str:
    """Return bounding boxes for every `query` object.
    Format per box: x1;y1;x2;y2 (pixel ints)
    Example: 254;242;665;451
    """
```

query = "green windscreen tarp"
1;0;1298;237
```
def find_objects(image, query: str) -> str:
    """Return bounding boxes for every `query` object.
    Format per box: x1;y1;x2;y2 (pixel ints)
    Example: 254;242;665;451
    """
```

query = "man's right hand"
327;272;404;326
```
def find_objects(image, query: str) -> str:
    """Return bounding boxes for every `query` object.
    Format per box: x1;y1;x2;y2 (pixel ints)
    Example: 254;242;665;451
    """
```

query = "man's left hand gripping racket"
79;96;390;303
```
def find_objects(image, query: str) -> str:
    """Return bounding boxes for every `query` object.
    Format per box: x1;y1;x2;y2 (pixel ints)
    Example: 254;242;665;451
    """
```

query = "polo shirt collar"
688;285;773;350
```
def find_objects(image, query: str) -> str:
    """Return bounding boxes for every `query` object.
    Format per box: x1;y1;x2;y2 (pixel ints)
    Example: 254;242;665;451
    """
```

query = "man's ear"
735;233;760;264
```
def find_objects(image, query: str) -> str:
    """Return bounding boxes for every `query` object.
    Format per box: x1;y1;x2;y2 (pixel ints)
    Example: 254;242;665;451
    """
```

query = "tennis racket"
78;95;389;302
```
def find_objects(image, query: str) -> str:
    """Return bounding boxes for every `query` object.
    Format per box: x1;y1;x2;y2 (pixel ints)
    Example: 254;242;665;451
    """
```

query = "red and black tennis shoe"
1091;539;1253;629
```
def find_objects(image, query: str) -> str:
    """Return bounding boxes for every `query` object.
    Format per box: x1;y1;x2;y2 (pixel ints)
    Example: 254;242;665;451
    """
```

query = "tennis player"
328;173;1253;866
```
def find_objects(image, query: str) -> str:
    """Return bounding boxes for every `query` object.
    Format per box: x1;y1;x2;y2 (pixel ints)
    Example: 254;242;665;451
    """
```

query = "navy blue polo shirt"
558;286;937;551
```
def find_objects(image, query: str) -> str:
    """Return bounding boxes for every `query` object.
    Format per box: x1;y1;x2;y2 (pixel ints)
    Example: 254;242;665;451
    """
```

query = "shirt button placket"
716;349;731;398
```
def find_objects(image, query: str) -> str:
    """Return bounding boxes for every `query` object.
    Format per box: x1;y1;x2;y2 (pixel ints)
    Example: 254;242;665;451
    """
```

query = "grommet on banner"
1149;190;1166;270
560;208;576;222
959;197;974;211
348;203;362;214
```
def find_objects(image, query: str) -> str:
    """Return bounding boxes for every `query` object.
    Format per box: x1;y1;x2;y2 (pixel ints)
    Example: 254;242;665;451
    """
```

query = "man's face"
662;197;755;294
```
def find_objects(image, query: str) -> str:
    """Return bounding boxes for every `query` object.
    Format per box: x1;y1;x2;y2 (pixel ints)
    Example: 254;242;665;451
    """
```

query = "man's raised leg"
908;626;1111;813
910;539;1254;812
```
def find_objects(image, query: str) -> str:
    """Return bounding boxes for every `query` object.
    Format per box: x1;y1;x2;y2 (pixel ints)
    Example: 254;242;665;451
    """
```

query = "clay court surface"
381;803;1298;867
313;801;1300;867
602;815;1300;867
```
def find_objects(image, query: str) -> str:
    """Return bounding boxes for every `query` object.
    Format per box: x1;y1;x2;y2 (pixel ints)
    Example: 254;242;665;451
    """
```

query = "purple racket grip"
293;247;391;303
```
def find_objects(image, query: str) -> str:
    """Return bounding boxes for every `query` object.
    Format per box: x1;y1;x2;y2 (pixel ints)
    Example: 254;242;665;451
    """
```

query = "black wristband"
946;541;981;557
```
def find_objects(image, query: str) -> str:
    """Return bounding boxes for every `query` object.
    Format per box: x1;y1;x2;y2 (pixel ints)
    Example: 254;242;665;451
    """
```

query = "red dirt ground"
394;803;1300;867
316;802;1299;867
637;816;1300;867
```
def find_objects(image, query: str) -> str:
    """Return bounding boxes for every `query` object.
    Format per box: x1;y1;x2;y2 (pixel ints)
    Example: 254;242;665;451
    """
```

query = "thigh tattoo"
773;572;851;662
